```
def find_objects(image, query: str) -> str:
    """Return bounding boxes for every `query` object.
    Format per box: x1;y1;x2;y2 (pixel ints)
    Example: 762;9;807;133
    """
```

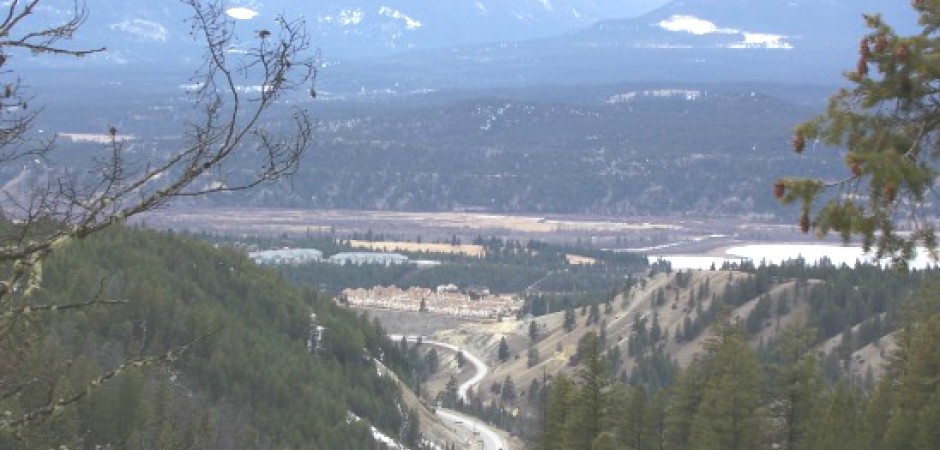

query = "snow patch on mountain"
225;7;258;20
378;7;422;30
342;8;365;26
730;32;792;49
606;89;705;104
658;14;792;49
316;8;366;26
659;15;725;35
110;19;167;42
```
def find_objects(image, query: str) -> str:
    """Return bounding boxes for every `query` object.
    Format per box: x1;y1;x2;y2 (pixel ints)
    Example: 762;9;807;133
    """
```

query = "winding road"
389;334;506;450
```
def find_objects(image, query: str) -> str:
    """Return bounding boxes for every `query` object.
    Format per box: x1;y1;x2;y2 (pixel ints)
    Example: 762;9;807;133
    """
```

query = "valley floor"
142;207;827;249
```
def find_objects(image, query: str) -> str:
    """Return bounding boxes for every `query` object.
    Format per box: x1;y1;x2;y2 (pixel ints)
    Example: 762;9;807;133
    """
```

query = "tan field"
141;208;689;238
58;132;135;143
565;253;598;265
349;239;486;257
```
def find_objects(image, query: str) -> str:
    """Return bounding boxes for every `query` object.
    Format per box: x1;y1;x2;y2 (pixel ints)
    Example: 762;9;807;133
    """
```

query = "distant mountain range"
8;1;925;219
300;0;669;57
320;0;919;92
16;0;918;91
21;0;666;66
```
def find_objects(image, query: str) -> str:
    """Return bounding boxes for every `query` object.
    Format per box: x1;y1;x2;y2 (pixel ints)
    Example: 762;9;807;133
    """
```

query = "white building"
249;248;323;265
329;252;409;266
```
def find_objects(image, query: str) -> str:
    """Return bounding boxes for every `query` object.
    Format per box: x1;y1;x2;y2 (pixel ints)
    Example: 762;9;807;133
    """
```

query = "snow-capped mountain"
304;0;669;56
17;0;669;69
11;0;922;93
573;0;916;52
318;0;919;93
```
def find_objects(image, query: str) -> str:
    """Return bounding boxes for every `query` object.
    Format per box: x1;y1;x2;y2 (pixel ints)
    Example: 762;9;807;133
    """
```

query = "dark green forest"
0;227;418;449
274;236;647;297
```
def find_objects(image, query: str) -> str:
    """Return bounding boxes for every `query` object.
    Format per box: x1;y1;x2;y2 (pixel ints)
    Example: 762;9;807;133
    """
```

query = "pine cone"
860;38;871;58
874;34;888;54
884;183;897;202
793;130;806;153
895;43;909;62
773;180;786;200
857;57;869;76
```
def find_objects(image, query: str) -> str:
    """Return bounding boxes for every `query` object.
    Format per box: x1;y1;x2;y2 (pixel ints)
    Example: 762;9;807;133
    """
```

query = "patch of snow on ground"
728;32;793;49
371;426;407;450
347;413;410;450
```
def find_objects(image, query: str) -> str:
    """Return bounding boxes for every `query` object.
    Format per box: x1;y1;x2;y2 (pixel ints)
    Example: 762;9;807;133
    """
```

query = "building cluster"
249;248;324;265
342;285;520;318
249;248;427;266
329;252;409;266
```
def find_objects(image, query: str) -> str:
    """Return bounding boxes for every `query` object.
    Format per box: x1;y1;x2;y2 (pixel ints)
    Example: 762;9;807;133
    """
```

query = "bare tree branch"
0;0;317;438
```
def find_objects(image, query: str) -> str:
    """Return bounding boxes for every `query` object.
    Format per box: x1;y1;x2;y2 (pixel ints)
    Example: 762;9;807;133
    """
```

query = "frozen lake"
650;244;936;270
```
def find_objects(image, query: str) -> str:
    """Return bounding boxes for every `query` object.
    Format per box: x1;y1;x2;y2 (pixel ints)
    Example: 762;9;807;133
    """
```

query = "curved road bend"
389;334;506;450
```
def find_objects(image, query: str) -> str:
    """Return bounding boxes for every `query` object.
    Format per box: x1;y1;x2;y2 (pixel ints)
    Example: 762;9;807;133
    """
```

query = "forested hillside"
13;83;841;218
271;88;831;215
412;260;935;446
0;227;417;449
534;283;940;450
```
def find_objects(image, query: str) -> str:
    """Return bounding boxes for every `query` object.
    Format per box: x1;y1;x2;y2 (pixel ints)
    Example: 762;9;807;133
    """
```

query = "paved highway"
389;334;506;450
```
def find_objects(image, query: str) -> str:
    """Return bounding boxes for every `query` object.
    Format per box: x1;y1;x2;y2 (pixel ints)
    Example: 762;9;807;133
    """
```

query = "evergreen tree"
501;376;517;403
768;326;823;450
807;383;867;450
688;321;764;450
564;307;577;332
498;336;511;363
665;356;709;450
882;306;940;450
537;376;575;450
439;376;460;408
864;377;896;449
778;2;940;263
423;348;441;378
588;303;601;325
568;332;613;450
403;408;421;447
915;390;940;450
621;385;656;450
528;345;541;368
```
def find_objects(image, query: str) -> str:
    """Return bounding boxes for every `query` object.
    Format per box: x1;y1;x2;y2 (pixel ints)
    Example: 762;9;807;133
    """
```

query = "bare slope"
420;269;895;415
